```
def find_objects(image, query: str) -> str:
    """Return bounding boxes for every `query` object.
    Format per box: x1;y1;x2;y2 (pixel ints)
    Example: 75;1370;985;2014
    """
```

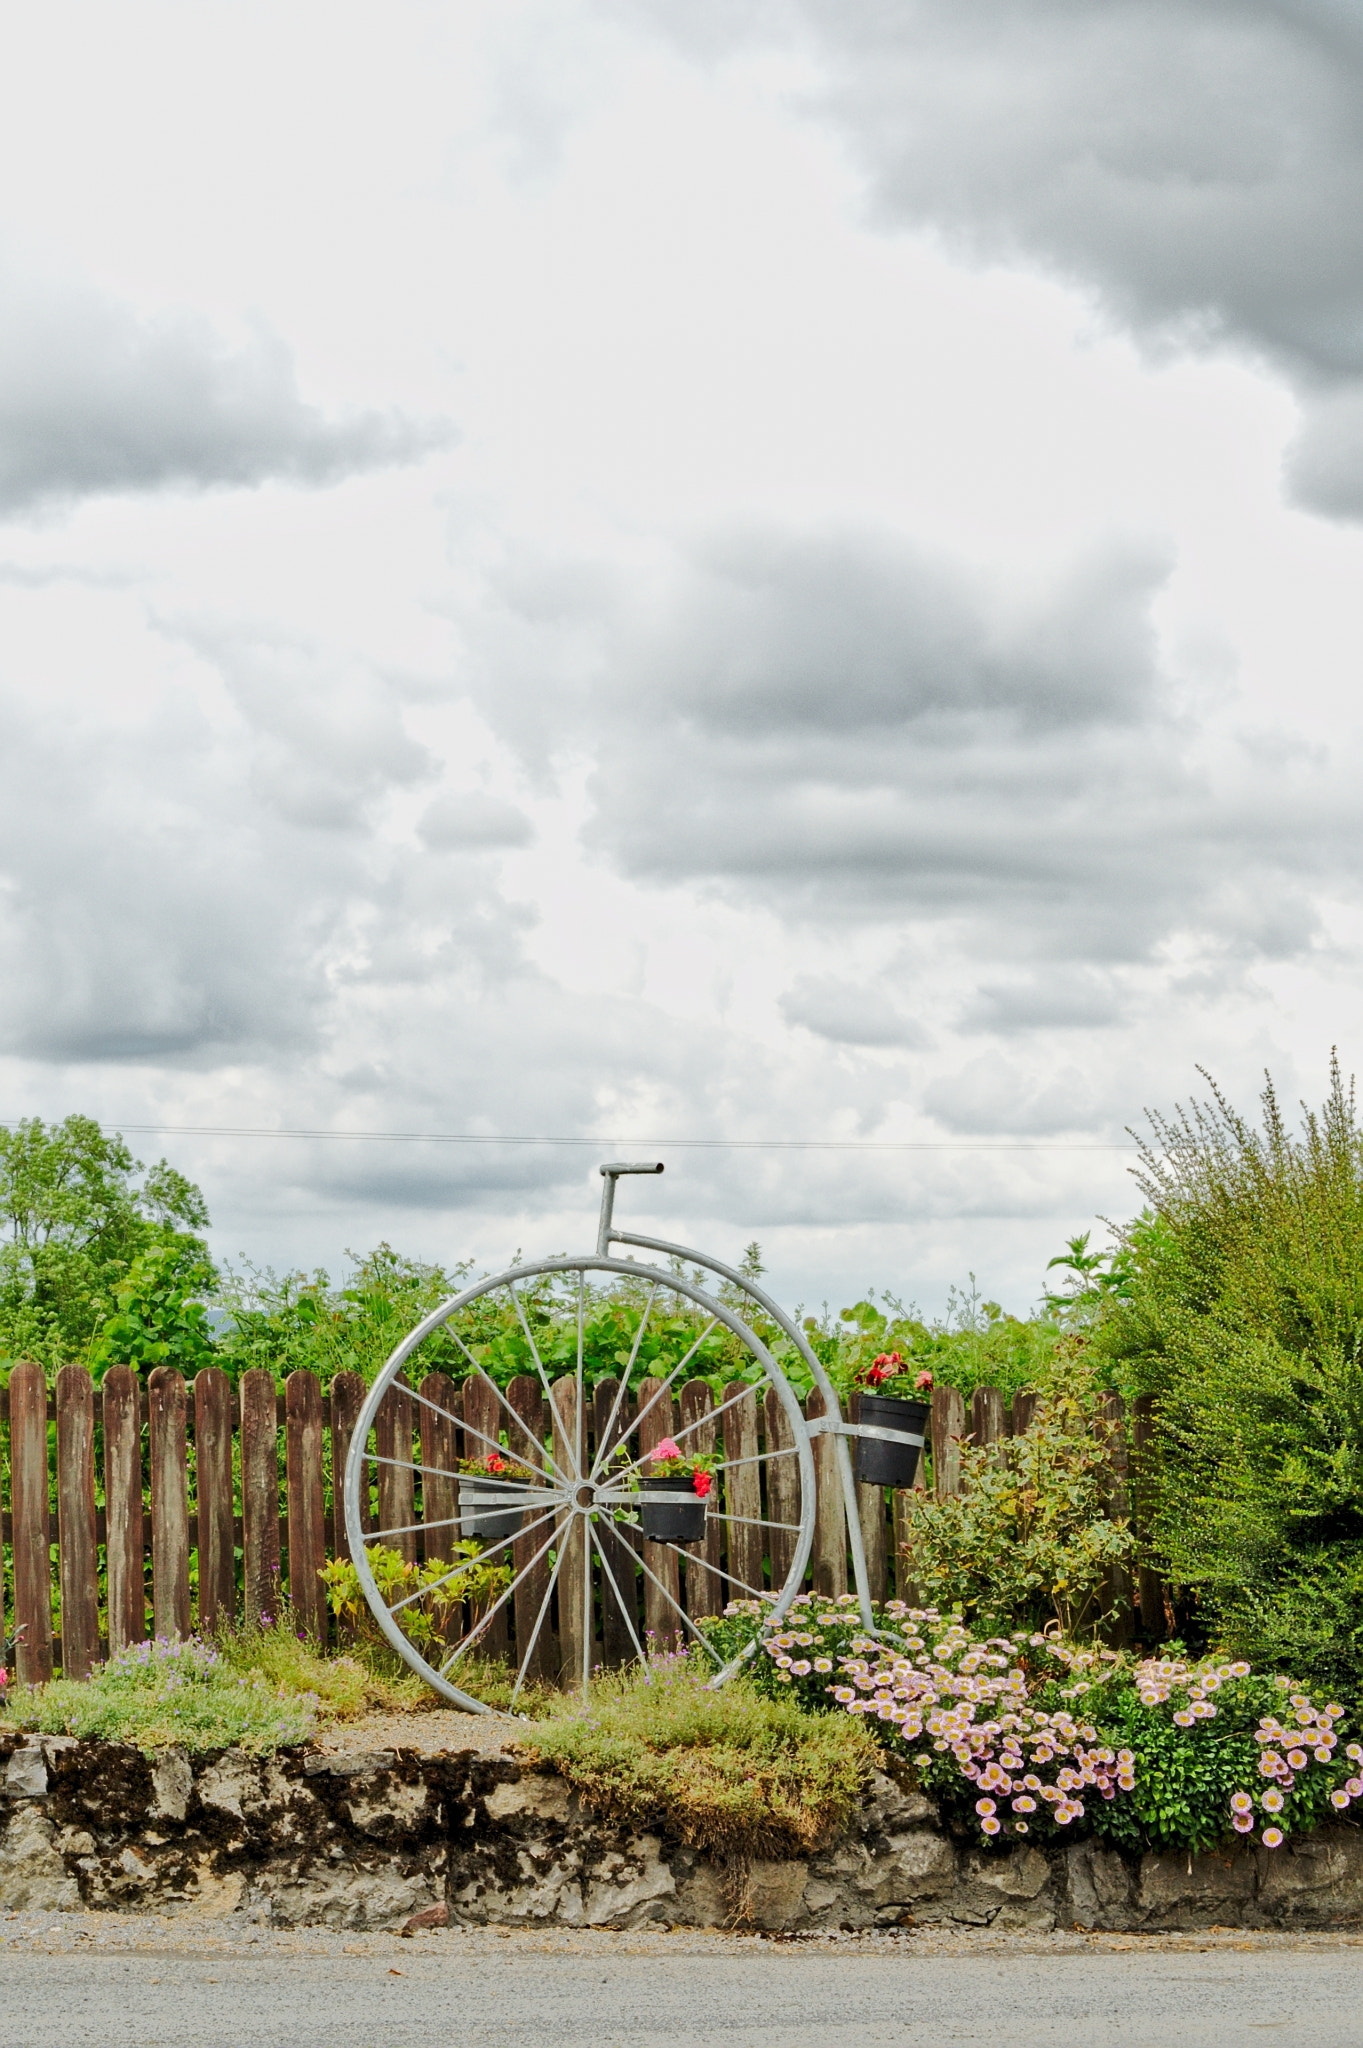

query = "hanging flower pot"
457;1456;541;1545
638;1473;708;1544
854;1393;929;1486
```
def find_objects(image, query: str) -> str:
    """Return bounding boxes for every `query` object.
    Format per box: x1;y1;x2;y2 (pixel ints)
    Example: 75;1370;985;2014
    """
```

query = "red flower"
915;1370;934;1393
486;1453;506;1473
692;1470;713;1498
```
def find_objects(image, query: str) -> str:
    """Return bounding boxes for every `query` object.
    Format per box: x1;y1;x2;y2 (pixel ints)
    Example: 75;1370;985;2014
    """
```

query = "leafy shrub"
4;1636;316;1752
704;1597;1362;1857
1097;1058;1363;1706
319;1542;511;1661
894;1342;1135;1637
521;1650;878;1861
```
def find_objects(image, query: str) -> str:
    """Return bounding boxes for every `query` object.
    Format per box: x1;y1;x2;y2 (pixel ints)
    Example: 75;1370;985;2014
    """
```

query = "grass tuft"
4;1636;316;1753
519;1651;879;1861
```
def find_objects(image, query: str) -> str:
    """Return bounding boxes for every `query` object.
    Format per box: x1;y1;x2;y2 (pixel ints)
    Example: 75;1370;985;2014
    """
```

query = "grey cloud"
480;522;1346;970
922;1052;1119;1136
418;793;535;851
780;973;927;1048
0;265;454;515
629;0;1363;517
962;972;1125;1034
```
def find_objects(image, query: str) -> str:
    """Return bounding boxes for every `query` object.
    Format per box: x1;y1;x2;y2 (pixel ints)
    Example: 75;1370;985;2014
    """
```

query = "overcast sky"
2;0;1361;1317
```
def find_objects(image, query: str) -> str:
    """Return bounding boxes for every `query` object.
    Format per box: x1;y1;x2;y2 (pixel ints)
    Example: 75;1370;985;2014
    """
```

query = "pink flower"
650;1439;681;1462
915;1370;934;1393
1262;1827;1284;1849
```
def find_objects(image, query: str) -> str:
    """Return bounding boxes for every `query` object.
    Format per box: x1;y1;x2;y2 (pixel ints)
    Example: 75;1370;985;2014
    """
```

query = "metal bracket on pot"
804;1415;926;1448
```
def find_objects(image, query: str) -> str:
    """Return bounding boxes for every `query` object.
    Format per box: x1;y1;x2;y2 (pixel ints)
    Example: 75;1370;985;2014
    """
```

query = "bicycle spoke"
710;1509;804;1535
510;1281;572;1469
611;1370;751;1487
665;1541;772;1606
430;1343;572;1489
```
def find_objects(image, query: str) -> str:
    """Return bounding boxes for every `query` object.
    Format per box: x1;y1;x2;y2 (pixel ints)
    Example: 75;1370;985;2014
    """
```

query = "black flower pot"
855;1394;928;1487
458;1477;532;1546
638;1474;707;1544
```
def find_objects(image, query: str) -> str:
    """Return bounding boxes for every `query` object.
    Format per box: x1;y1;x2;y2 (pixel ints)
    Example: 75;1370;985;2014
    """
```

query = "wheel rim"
342;1254;817;1711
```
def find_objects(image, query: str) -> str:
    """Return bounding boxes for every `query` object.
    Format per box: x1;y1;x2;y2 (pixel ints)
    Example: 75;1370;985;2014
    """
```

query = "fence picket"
461;1375;508;1659
55;1365;99;1680
330;1372;367;1560
375;1376;415;1564
241;1369;280;1627
148;1369;191;1641
195;1368;235;1638
806;1386;848;1599
102;1366;145;1654
679;1380;722;1620
971;1386;1006;1464
848;1390;887;1607
551;1376;589;1685
721;1384;762;1603
508;1374;555;1682
417;1373;460;1565
285;1371;328;1644
9;1360;53;1684
1011;1390;1038;1438
931;1385;966;1498
763;1387;800;1594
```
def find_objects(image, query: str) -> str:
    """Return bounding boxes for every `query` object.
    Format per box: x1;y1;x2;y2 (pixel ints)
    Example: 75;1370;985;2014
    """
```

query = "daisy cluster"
751;1597;1137;1843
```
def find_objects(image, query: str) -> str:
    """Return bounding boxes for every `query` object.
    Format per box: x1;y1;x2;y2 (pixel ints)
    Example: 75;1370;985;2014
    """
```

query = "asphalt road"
2;1915;1361;2048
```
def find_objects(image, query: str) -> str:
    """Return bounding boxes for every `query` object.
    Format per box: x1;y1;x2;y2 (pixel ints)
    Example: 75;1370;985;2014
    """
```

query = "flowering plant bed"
701;1596;1363;1859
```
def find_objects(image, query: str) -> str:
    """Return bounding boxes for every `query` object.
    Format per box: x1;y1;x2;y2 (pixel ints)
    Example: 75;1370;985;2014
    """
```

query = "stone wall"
2;1728;1362;1935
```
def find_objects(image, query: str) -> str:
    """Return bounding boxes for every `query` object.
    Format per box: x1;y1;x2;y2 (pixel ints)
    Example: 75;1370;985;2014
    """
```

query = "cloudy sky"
2;0;1361;1316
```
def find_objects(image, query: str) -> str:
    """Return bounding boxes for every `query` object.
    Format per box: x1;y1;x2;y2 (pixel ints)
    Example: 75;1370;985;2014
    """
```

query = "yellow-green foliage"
213;1623;435;1720
520;1655;879;1860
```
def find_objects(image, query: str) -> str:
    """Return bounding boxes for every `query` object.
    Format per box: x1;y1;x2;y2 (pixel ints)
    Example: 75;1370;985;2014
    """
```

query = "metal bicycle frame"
598;1161;918;1638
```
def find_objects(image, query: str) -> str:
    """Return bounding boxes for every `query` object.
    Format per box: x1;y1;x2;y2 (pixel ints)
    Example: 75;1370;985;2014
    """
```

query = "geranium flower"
915;1370;934;1392
650;1438;681;1462
692;1471;713;1498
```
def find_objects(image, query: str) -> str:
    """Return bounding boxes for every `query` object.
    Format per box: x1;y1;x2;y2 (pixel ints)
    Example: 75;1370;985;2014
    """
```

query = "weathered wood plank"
285;1371;327;1643
194;1368;236;1637
593;1377;638;1665
806;1386;847;1599
417;1373;460;1566
55;1365;99;1679
635;1374;683;1647
507;1374;554;1683
329;1371;367;1561
931;1384;966;1499
763;1386;800;1596
10;1361;53;1683
102;1366;145;1654
240;1368;280;1627
721;1383;763;1602
679;1379;722;1620
848;1390;886;1608
375;1375;415;1564
971;1386;1006;1464
1011;1389;1038;1438
148;1368;191;1641
461;1375;509;1659
551;1376;589;1688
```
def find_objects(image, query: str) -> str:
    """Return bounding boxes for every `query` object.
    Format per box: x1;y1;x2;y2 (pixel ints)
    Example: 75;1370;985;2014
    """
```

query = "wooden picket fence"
0;1362;1161;1685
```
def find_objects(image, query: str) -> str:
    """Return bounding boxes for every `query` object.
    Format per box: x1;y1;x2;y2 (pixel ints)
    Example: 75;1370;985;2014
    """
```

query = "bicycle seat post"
596;1159;665;1254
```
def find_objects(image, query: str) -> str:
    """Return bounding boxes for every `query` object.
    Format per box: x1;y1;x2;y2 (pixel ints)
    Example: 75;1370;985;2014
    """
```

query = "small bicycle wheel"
342;1254;817;1711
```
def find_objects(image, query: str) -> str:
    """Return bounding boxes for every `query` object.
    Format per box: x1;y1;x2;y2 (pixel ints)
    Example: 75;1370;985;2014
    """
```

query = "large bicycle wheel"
342;1254;817;1711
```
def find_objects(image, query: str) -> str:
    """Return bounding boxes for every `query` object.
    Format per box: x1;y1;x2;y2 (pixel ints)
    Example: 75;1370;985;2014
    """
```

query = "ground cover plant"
519;1649;879;1861
2;1635;318;1753
702;1596;1363;1858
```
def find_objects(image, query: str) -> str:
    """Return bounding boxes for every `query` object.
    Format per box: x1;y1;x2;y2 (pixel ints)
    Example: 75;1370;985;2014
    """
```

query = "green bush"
893;1341;1135;1638
1096;1057;1363;1706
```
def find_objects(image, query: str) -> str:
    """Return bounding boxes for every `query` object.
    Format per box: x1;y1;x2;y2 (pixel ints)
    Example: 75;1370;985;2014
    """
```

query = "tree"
0;1115;213;1370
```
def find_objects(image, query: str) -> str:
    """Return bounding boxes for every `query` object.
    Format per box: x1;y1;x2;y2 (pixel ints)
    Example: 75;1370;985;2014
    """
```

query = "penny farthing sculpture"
343;1162;909;1713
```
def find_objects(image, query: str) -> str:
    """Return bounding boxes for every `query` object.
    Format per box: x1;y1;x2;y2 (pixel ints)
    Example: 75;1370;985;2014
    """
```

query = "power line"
1;1119;1137;1153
